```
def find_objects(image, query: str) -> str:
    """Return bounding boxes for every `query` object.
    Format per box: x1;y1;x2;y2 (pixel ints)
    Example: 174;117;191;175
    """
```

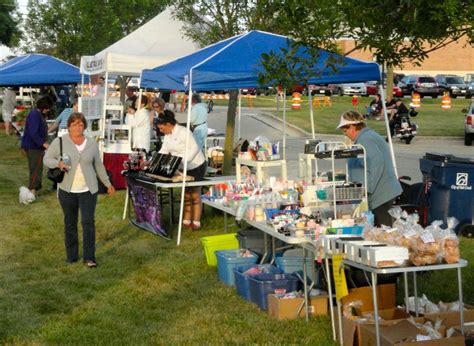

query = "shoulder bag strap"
60;136;63;157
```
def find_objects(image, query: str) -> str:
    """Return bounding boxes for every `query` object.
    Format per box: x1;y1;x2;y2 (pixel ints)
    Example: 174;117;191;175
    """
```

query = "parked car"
398;75;441;98
435;74;469;98
241;88;256;95
308;84;336;96
467;81;474;98
463;101;474;146
334;83;368;96
365;81;403;97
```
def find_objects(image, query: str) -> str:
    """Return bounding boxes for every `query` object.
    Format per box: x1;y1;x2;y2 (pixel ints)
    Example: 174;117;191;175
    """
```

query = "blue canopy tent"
0;53;81;86
139;30;394;247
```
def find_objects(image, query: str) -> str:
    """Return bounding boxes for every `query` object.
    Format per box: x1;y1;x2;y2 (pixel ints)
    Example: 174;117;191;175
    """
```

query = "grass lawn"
1;132;473;344
215;95;471;136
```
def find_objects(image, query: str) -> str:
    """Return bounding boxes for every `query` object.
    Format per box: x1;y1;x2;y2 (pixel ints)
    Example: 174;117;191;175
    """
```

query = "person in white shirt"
126;95;151;152
157;110;207;230
2;87;17;135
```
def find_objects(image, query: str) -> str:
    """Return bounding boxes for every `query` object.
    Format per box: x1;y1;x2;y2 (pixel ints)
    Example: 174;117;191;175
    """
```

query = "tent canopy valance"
0;53;81;86
140;30;381;91
79;8;198;76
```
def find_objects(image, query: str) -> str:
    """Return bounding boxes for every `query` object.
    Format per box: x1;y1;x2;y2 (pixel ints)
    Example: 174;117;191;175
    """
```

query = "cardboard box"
337;308;417;346
267;294;328;320
358;319;465;345
341;284;396;313
424;305;474;327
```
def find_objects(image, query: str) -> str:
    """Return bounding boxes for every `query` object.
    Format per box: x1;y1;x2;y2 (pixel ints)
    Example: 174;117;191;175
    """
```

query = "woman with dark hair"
21;96;52;196
44;112;115;267
156;110;207;230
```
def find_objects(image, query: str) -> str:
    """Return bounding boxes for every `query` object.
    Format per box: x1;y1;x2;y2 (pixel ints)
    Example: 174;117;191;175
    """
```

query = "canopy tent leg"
238;89;242;140
308;86;316;139
283;89;287;160
379;85;398;177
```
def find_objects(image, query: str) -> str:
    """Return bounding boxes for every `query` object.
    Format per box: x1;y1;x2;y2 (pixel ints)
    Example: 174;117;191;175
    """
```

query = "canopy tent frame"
140;30;396;245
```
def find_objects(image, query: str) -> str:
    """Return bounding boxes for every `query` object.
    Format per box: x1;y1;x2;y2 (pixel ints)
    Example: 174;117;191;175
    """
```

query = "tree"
172;0;277;175
261;0;474;95
22;0;170;65
0;0;21;48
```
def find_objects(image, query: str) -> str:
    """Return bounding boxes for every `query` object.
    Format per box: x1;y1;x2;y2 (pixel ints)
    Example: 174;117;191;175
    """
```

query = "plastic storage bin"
236;228;286;258
200;233;239;266
216;250;258;286
234;264;283;300
420;153;474;233
248;273;300;310
275;256;315;282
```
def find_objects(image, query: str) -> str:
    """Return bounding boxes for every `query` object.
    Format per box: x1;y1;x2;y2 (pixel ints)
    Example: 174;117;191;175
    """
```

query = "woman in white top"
126;95;151;152
157;110;207;230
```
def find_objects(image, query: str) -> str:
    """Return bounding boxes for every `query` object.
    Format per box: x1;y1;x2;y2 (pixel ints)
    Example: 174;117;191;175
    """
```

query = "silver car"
463;101;474;146
334;83;368;96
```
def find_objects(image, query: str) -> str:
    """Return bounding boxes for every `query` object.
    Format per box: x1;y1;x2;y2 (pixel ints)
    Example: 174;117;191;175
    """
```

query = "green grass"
215;95;470;136
1;132;473;344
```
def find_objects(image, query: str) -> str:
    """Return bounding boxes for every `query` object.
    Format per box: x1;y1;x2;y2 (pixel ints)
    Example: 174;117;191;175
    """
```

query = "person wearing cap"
156;110;207;230
337;110;402;226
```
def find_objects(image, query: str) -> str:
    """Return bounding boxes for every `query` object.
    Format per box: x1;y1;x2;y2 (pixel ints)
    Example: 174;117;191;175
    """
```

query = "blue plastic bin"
216;250;258;286
420;153;474;233
275;256;315;282
248;273;300;310
326;226;364;235
233;264;283;301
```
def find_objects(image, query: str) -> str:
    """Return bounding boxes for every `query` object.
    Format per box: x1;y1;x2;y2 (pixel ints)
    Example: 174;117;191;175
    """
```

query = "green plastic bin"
200;233;239;266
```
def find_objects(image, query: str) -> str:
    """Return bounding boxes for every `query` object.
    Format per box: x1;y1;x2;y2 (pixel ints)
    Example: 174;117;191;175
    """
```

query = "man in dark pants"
21;97;52;196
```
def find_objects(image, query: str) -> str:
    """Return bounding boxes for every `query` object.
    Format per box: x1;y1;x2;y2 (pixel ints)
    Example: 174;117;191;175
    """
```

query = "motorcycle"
394;108;418;144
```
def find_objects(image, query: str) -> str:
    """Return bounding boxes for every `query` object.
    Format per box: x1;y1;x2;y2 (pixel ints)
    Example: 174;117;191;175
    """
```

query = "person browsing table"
44;112;115;268
157;110;207;230
337;110;402;226
190;93;208;151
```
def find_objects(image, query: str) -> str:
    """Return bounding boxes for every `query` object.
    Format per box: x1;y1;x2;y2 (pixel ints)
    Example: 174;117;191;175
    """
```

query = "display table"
201;199;314;320
124;174;234;240
343;259;469;346
235;158;287;184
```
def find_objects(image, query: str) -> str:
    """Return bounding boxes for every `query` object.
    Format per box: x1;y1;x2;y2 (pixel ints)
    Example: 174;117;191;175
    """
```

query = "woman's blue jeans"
58;189;98;262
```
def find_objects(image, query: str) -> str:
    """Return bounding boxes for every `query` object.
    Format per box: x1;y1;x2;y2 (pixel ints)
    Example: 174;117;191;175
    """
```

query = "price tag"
332;254;349;300
403;229;417;238
416;335;431;341
385;227;397;233
421;231;435;243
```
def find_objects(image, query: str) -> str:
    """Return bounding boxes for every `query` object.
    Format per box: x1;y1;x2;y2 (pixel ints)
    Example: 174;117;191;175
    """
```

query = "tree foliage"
22;0;170;64
0;0;21;48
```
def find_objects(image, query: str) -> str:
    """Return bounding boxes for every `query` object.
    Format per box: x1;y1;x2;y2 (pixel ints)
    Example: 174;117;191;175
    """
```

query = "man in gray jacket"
337;110;402;226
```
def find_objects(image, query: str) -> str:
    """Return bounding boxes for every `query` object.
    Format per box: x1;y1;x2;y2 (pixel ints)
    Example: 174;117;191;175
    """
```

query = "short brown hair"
67;112;88;129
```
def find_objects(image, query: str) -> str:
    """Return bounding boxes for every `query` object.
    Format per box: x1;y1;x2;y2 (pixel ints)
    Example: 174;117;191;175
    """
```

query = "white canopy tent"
78;8;199;154
80;8;198;76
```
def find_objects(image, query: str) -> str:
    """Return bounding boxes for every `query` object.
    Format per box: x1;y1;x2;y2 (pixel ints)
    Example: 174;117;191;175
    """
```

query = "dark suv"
398;75;441;98
435;74;469;98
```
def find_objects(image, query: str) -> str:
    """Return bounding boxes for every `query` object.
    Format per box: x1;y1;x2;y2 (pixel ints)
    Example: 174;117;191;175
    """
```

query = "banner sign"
126;176;168;238
332;254;349;300
80;55;106;75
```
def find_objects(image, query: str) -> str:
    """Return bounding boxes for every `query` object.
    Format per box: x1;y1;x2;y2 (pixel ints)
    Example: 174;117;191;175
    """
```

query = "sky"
0;0;29;61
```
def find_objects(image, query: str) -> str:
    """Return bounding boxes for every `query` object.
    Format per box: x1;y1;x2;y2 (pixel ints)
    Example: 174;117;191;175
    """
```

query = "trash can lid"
423;152;474;165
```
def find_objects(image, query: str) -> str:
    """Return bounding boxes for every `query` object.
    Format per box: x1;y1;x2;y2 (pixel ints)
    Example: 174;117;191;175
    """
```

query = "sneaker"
85;260;97;268
191;222;201;231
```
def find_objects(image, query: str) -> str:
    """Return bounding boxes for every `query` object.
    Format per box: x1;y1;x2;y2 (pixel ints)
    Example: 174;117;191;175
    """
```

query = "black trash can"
420;152;474;235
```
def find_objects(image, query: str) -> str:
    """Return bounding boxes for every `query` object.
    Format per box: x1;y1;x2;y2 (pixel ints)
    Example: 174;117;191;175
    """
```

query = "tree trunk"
223;89;239;175
386;65;394;98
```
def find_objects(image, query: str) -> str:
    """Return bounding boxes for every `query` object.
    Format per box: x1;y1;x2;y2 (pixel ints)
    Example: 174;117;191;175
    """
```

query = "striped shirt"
55;107;73;129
